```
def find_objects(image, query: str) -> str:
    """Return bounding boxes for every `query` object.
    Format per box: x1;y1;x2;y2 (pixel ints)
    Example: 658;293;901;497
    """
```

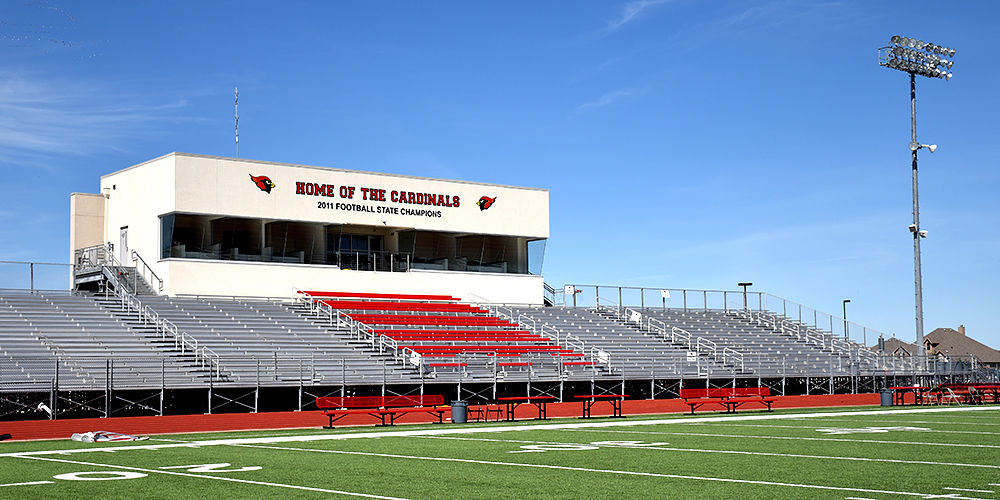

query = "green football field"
2;406;1000;499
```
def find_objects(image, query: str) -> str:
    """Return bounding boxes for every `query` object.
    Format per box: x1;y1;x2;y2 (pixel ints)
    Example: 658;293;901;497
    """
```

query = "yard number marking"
511;440;668;453
160;463;262;473
512;444;598;453
52;471;147;481
590;441;669;447
815;426;930;435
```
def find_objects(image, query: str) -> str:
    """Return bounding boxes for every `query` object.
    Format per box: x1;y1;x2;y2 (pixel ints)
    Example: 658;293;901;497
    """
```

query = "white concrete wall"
100;155;176;274
164;259;544;304
93;153;548;302
172;154;548;238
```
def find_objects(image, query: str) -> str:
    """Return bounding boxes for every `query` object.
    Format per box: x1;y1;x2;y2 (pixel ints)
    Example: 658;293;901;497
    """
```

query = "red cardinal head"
249;174;275;193
477;196;496;211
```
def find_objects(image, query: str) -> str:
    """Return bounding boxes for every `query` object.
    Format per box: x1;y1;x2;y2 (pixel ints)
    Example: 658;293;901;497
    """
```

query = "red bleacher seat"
302;291;459;301
305;290;587;365
319;300;487;313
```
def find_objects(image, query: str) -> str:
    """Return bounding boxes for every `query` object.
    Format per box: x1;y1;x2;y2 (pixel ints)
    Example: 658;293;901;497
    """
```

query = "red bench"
575;394;627;418
405;346;570;353
316;395;448;428
302;291;459;301
348;314;516;327
679;387;775;415
385;334;547;342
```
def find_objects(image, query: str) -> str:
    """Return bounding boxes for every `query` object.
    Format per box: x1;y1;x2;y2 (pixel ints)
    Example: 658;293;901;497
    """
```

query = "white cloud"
606;0;672;31
576;88;642;113
0;74;194;169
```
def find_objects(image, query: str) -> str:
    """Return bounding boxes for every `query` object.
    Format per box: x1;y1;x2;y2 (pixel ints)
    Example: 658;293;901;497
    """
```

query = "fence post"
105;359;111;418
30;262;34;290
53;359;59;420
49;378;55;420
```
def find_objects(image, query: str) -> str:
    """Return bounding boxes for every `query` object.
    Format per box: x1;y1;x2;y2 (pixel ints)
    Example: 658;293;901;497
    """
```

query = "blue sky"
1;1;998;347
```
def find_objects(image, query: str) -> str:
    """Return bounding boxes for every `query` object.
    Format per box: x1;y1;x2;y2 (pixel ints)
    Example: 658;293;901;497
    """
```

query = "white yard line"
13;455;412;500
560;428;1000;449
410;435;1000;470
0;480;54;487
943;487;995;493
697;422;1000;435
2;405;997;458
734;418;1000;427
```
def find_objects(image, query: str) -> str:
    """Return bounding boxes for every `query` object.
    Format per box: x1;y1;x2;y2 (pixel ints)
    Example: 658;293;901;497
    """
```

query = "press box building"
69;153;549;303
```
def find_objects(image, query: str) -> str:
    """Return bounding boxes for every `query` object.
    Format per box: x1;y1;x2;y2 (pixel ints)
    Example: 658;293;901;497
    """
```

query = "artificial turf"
2;406;999;499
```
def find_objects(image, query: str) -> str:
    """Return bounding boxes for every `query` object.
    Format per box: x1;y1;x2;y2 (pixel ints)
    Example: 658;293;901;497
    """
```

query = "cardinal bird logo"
477;196;496;211
250;174;275;193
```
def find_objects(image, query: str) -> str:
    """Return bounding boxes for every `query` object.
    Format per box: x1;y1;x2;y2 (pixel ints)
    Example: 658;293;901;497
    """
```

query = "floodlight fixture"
878;34;955;358
879;35;956;80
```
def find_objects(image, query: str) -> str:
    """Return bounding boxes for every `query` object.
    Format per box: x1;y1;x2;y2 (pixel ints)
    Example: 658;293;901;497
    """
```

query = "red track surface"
0;393;879;442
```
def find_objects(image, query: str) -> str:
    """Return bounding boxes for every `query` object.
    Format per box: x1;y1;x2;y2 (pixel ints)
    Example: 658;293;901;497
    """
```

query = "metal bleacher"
0;291;205;390
639;308;861;376
505;304;879;379
506;305;729;378
0;282;915;416
132;295;417;385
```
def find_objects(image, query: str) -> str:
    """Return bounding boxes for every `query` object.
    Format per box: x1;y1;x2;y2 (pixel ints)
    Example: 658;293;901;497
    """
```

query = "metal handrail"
131;249;163;292
481;300;599;368
601;304;747;371
559;283;887;345
104;270;221;378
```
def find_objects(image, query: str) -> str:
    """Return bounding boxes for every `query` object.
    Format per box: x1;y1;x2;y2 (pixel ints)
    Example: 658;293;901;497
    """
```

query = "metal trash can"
880;390;893;407
451;400;468;423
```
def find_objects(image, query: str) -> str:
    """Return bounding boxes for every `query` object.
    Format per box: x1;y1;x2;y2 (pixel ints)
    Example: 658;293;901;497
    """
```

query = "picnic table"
889;386;929;406
497;396;556;421
574;394;627;418
972;385;1000;403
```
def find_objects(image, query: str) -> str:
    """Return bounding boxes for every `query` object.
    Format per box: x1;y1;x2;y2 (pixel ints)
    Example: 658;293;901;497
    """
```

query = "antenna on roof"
234;87;240;158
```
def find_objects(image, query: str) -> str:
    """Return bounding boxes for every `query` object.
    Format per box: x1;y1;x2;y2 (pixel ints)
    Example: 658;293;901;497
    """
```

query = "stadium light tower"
878;35;955;357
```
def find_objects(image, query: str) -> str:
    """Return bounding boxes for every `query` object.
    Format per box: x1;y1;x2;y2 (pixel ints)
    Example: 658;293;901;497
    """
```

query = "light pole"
842;299;850;341
738;282;752;310
878;35;955;357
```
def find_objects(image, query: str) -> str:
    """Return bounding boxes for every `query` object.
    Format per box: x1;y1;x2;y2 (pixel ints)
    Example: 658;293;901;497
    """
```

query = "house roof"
870;329;1000;363
924;328;1000;363
877;337;916;356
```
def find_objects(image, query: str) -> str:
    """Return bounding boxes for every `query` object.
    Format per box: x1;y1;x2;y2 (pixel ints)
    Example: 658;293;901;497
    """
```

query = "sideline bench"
679;387;775;415
316;395;448;428
496;396;556;421
574;394;627;418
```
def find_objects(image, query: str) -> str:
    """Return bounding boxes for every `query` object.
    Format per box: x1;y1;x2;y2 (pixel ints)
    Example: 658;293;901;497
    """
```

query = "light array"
879;35;955;80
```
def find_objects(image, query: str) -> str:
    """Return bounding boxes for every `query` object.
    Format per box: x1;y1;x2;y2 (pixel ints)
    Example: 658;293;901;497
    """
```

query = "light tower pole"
878;36;955;357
